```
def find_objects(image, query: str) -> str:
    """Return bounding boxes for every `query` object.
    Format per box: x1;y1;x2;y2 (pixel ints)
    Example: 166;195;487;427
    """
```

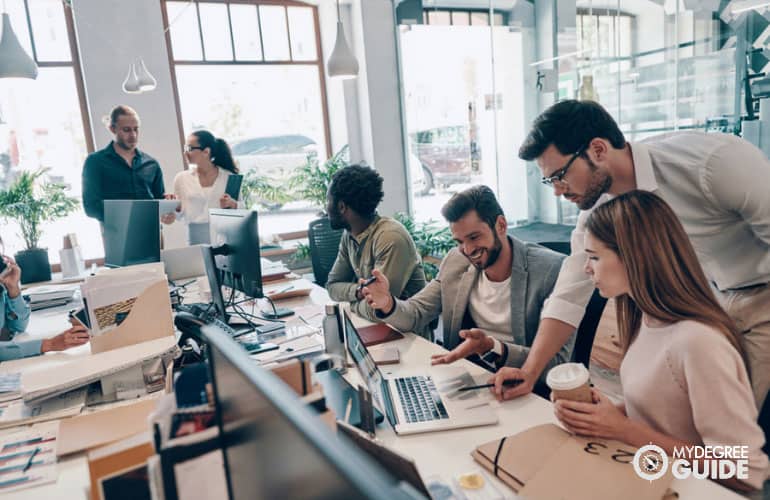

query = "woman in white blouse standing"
171;130;241;245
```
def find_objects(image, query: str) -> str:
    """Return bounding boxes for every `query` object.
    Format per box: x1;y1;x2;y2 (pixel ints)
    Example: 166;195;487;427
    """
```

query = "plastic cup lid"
546;362;590;391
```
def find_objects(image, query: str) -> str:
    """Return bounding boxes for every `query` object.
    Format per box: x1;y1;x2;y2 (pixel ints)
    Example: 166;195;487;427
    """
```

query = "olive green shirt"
326;215;428;334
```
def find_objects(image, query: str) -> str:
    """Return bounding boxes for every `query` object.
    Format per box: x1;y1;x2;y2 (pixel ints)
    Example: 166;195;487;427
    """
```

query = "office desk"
344;316;742;500
1;285;743;499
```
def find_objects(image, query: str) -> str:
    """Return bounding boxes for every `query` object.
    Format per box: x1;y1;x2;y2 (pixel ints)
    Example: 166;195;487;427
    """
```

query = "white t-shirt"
172;166;233;224
467;270;512;345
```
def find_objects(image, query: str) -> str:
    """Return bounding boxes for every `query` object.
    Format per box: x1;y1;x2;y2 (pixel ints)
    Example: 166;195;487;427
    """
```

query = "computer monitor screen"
103;200;161;267
209;209;262;299
202;325;416;500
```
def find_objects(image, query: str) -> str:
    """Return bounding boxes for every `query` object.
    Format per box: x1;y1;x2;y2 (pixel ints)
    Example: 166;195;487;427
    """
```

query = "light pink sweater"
620;319;769;489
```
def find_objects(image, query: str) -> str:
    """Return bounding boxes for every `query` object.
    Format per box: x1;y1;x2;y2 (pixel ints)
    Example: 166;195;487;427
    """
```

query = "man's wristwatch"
481;338;508;367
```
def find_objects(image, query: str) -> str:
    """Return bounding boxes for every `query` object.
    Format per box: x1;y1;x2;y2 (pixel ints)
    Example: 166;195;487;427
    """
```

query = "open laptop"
344;314;498;435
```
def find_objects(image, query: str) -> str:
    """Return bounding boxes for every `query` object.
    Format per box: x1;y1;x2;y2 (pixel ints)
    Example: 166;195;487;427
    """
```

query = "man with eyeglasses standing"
82;105;166;224
491;99;770;411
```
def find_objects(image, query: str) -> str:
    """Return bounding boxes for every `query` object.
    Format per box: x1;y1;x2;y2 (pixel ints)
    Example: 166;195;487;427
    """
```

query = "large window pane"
166;1;203;60
230;4;262;60
27;0;70;62
199;2;233;61
259;5;290;61
0;70;96;262
174;65;328;233
287;7;316;61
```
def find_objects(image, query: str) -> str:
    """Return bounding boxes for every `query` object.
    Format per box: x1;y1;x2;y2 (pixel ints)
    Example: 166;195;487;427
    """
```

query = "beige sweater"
620;319;769;489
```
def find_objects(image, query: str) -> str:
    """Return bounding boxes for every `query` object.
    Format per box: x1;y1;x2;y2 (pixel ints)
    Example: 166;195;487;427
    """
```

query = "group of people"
1;98;769;491
325;100;770;492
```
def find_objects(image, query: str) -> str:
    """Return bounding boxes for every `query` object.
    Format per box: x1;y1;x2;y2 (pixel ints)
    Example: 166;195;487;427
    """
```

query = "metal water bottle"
322;303;346;373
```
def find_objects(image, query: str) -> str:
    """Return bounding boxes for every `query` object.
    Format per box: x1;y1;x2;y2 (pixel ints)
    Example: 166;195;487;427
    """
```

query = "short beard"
469;231;503;270
578;158;612;210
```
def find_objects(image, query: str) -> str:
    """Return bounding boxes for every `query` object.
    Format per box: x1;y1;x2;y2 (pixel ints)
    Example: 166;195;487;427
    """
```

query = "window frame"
161;0;333;163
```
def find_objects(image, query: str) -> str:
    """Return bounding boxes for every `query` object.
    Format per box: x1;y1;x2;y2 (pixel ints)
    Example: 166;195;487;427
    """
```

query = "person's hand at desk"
552;388;628;440
430;328;494;365
361;269;392;308
488;366;534;402
0;256;22;298
40;325;90;353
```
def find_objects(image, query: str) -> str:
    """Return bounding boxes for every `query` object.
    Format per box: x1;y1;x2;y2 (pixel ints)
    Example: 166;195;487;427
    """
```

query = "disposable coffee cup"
546;363;593;403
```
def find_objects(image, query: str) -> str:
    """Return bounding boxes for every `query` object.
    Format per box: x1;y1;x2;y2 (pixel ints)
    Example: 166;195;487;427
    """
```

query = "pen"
359;276;377;288
22;447;39;473
458;379;522;392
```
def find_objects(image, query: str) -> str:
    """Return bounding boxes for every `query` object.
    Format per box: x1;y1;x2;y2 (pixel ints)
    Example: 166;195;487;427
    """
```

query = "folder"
58;399;158;457
472;423;673;500
356;323;404;347
88;431;155;500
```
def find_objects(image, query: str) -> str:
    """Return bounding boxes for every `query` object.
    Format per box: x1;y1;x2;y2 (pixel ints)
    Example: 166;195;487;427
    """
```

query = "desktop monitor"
201;324;421;500
201;244;229;322
103;200;161;268
209;209;262;299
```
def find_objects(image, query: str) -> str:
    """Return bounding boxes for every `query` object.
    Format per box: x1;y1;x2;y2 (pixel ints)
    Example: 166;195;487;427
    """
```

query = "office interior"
2;0;770;499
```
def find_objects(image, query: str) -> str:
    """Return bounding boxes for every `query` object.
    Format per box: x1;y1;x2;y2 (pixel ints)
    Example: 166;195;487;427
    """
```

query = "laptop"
161;245;206;282
344;314;498;435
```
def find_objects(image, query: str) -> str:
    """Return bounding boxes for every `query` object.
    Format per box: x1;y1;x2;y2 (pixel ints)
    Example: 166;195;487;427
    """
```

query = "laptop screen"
344;314;388;414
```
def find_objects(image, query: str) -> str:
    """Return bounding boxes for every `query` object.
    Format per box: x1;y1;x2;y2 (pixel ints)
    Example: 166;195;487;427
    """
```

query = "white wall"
71;0;186;247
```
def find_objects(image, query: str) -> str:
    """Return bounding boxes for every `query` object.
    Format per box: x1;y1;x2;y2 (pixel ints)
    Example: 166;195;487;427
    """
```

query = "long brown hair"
585;190;744;359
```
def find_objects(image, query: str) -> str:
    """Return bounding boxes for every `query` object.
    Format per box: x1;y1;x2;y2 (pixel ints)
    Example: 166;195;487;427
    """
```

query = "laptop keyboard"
395;376;449;423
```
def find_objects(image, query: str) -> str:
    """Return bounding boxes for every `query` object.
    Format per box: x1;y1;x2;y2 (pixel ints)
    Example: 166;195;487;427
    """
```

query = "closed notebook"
472;423;674;500
356;323;404;347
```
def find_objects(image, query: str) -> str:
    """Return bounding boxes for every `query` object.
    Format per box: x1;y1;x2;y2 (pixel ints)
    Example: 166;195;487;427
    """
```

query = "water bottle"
322;303;346;373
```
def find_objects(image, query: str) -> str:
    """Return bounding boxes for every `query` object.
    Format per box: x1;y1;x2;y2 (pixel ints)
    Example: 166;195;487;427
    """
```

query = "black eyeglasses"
184;145;204;153
541;147;586;186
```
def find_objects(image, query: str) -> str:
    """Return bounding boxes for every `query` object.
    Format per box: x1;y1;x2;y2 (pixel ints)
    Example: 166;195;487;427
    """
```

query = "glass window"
427;11;450;26
0;3;92;262
287;7;317;62
199;2;234;61
167;1;203;60
259;5;290;61
230;4;262;60
166;1;332;235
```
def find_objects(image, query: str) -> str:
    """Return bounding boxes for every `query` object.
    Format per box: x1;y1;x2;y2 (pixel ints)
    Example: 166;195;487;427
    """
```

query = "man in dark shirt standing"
82;105;165;223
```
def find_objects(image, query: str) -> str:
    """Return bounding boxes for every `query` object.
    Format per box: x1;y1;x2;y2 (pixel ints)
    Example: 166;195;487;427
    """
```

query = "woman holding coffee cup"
549;191;767;492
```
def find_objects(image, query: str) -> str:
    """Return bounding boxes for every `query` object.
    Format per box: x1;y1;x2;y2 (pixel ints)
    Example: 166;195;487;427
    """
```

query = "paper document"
23;284;79;303
158;199;181;216
0;387;86;429
0;424;59;494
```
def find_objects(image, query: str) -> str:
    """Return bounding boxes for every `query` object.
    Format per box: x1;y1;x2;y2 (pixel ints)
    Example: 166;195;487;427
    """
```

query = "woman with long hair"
552;190;768;492
168;130;242;245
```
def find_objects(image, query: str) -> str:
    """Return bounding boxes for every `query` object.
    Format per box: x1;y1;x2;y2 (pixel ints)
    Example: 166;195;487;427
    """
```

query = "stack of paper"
22;284;79;310
0;373;21;404
0;387;87;429
261;257;290;282
0;423;59;494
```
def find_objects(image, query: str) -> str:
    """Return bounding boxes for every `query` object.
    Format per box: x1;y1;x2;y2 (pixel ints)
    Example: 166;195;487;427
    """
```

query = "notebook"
356;323;404;347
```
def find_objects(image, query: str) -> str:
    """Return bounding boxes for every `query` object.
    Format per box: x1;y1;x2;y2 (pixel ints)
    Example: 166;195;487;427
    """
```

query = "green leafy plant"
240;170;293;210
288;146;350;211
0;169;79;249
394;212;456;280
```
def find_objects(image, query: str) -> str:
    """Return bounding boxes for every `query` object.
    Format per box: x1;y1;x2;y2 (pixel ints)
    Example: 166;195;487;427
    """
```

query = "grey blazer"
379;236;575;374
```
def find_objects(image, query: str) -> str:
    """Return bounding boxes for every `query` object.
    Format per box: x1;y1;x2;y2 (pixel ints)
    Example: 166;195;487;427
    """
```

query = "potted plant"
394;212;456;280
289;145;350;213
0;169;79;283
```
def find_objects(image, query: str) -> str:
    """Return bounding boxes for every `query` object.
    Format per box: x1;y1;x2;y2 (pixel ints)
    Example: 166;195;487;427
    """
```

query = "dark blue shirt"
82;142;165;222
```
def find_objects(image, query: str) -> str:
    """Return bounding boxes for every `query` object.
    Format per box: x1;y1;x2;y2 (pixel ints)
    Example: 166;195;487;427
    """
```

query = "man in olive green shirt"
325;165;428;336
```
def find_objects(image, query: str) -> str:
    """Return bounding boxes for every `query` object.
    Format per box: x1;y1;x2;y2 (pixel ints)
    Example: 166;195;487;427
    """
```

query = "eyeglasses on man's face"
541;147;586;186
184;145;204;153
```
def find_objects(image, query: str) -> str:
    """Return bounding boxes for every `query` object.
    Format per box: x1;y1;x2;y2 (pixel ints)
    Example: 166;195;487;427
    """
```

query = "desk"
1;283;743;499
344;316;742;500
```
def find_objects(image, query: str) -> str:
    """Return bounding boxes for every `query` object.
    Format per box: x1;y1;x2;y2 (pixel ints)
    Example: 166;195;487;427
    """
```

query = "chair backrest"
538;241;571;255
572;288;608;368
308;217;344;287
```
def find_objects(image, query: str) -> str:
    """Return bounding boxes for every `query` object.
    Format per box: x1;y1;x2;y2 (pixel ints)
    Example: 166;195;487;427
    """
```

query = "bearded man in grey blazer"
362;185;574;377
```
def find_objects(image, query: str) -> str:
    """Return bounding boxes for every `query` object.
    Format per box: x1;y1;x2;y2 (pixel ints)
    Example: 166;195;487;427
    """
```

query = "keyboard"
394;376;449;423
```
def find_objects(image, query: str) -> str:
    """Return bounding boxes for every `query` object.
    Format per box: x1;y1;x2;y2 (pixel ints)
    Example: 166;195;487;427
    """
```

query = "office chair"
537;241;571;256
308;217;344;287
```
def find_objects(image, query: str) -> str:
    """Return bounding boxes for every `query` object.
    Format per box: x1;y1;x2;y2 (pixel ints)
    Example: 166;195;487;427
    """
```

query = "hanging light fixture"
135;58;157;92
0;12;38;79
327;0;358;79
122;62;141;94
